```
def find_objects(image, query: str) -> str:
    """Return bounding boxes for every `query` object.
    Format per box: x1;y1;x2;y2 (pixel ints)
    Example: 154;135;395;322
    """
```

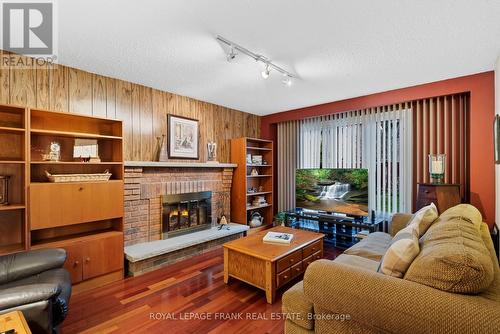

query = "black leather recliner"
0;248;72;333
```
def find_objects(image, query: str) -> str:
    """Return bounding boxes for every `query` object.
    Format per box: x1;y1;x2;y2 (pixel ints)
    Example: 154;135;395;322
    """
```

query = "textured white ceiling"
58;0;500;116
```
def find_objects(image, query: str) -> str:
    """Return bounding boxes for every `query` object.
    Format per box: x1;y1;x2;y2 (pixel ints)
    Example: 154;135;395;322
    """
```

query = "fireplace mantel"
125;161;237;168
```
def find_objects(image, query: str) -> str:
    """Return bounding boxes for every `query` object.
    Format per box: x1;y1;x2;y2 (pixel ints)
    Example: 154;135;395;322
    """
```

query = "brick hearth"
124;166;234;247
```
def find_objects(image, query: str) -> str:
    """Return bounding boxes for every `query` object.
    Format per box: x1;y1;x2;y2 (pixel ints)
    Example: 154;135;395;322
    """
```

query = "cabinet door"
62;243;84;283
82;233;123;280
81;181;123;223
30;183;84;229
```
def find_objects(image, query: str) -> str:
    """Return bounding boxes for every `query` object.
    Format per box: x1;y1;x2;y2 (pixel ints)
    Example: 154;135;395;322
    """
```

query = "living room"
0;1;499;333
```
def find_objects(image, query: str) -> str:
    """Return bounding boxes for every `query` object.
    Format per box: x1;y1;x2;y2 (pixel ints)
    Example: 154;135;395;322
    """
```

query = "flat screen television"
295;168;369;216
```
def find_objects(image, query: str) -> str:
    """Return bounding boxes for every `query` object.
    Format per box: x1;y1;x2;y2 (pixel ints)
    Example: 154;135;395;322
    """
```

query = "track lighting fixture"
216;35;297;85
282;74;292;87
261;64;270;79
226;46;237;62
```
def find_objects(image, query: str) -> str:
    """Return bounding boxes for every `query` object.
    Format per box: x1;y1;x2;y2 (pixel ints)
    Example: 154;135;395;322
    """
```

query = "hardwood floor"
62;244;341;334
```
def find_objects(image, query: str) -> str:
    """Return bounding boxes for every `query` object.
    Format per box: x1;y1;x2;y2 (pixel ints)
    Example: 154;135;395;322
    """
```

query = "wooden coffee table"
223;226;324;303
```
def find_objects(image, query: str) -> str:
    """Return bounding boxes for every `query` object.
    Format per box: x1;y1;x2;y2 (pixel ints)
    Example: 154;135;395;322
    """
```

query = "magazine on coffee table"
263;231;294;244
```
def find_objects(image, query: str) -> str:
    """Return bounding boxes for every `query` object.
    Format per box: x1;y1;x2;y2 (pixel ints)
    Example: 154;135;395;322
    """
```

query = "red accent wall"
262;71;496;227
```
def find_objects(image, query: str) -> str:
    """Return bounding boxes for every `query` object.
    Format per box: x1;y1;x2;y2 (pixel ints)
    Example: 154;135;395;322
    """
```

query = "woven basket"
45;170;112;183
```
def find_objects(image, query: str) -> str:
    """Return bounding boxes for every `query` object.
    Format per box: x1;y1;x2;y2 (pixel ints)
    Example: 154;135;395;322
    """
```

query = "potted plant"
274;211;287;227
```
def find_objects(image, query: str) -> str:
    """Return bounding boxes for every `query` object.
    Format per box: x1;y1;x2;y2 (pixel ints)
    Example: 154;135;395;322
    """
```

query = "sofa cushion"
406;203;438;237
282;281;314;330
379;225;420;278
343;232;391;261
405;204;494;294
334;254;379;272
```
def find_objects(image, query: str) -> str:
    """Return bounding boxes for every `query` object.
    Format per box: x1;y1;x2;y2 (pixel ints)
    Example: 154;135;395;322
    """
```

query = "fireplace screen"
162;191;212;238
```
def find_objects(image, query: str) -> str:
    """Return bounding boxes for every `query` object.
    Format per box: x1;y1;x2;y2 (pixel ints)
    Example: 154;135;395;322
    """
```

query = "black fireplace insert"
161;191;212;238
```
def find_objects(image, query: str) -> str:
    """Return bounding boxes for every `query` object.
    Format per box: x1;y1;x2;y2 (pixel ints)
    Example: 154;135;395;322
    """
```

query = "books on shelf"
263;232;294;244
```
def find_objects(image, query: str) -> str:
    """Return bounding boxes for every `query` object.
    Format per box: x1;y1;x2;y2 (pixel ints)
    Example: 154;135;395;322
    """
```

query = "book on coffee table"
263;232;294;244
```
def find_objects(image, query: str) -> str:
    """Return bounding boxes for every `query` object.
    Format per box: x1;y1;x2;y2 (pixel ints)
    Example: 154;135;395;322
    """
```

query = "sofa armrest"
389;213;412;236
0;284;61;310
0;249;67;284
303;260;500;334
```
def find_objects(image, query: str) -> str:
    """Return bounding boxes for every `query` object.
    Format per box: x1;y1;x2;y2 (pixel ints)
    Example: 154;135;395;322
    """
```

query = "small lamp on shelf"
429;154;445;184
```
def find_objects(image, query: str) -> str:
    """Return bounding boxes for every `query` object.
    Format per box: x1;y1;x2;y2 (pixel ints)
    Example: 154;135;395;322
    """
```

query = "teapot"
249;212;263;228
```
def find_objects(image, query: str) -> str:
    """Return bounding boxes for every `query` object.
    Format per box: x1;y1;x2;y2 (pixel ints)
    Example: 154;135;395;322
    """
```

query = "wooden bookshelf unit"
0;105;28;255
0;104;125;293
231;137;274;234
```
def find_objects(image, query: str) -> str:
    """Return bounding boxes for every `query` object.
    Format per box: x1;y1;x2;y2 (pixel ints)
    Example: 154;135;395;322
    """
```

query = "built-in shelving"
0;104;125;291
231;137;274;234
0;104;28;254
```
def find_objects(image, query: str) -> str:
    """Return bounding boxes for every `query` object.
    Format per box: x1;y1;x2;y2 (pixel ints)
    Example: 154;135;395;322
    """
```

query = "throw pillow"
406;203;438;237
404;204;494;294
379;225;420;278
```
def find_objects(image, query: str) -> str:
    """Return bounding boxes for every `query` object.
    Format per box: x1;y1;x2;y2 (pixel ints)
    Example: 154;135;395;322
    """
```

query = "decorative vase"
156;135;168;162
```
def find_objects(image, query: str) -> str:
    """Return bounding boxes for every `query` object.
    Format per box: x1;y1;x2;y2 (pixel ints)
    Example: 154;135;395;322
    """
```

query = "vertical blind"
277;121;299;211
277;93;469;215
413;93;469;202
310;104;413;215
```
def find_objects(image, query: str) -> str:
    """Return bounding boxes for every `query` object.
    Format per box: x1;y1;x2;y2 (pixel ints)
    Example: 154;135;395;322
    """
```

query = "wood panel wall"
0;51;261;162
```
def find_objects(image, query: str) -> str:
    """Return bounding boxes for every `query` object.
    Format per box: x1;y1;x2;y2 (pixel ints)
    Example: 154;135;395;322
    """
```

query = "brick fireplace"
124;164;234;247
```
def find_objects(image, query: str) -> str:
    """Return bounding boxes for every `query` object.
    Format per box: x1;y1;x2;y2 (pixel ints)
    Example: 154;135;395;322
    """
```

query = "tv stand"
285;210;386;249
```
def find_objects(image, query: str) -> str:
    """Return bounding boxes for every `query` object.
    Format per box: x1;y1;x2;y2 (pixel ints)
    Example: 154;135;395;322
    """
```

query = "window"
298;106;413;216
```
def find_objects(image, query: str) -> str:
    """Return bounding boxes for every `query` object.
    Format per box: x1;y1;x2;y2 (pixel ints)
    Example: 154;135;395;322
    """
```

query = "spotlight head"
261;64;270;79
282;74;292;87
226;46;237;62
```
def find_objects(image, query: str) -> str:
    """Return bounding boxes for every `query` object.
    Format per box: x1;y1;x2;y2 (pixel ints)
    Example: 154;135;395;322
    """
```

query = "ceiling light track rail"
216;35;296;85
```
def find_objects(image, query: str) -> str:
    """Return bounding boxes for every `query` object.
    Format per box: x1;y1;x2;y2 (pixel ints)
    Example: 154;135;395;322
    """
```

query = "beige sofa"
282;208;500;334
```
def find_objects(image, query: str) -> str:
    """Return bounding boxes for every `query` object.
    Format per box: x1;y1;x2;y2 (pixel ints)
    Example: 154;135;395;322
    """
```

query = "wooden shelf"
31;230;122;249
246;191;272;196
0;126;25;133
31;128;122;140
0;204;25;211
231;137;273;227
246;146;272;151
246;138;272;143
0;243;25;254
0;160;25;164
246;204;273;211
30;179;123;185
31;161;122;165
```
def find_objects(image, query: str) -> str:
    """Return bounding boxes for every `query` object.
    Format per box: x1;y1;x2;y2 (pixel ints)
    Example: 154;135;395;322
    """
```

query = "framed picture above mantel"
168;115;199;160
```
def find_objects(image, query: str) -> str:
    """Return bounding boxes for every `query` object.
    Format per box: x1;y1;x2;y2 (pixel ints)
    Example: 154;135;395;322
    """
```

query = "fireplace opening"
161;191;212;238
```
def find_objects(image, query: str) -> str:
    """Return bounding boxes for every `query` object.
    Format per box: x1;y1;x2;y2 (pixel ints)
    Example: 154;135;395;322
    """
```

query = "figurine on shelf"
48;142;61;162
250;168;259;176
207;141;218;163
258;185;264;192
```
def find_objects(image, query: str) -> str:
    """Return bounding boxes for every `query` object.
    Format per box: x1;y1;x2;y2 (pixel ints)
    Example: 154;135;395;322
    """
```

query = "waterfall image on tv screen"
295;169;369;216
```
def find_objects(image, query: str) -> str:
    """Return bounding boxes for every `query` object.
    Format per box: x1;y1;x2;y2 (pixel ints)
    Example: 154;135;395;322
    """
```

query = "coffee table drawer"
303;240;322;258
277;268;292;288
303;250;323;269
277;250;302;273
290;261;303;279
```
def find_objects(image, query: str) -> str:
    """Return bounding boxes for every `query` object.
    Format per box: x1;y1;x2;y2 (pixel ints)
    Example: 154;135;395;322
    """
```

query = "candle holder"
429;154;445;184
